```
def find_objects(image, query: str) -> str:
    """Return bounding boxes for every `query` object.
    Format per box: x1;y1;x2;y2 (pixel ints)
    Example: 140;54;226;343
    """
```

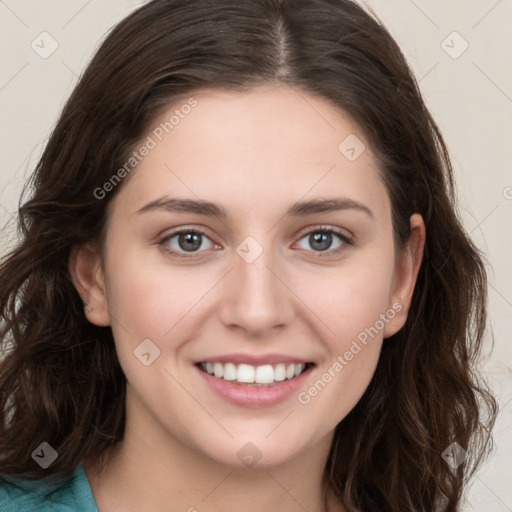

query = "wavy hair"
0;0;498;510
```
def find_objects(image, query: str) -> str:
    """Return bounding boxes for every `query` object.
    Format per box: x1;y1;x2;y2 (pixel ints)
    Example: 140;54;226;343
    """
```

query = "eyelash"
158;225;353;260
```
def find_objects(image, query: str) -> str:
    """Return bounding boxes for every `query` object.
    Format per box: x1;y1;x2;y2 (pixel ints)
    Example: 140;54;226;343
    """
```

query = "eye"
294;226;352;256
158;225;353;260
159;227;217;258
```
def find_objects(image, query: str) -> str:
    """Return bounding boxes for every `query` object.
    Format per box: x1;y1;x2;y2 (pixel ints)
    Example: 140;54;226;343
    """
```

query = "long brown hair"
0;1;498;510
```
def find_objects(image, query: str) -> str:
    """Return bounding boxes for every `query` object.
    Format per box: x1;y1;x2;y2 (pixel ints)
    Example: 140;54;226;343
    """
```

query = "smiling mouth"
196;361;315;386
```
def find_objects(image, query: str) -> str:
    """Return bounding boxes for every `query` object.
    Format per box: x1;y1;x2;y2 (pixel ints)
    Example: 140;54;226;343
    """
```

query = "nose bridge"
218;234;293;334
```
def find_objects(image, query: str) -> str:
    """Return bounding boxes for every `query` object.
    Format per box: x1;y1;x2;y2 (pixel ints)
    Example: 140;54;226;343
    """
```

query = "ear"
383;213;425;338
69;243;111;326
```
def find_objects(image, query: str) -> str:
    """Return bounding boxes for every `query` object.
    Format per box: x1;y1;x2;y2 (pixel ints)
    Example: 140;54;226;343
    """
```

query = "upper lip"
195;353;315;366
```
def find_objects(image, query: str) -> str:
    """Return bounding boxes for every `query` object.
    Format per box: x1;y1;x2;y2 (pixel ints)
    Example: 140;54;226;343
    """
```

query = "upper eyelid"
295;224;352;240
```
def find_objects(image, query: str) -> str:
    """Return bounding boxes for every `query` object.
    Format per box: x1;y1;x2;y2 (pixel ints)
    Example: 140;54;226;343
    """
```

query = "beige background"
0;1;511;510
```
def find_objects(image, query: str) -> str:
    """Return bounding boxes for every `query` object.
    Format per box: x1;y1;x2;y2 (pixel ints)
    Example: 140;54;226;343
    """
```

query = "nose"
217;241;295;337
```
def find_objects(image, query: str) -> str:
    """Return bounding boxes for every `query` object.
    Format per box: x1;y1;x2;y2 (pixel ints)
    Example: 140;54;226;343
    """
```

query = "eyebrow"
135;196;374;219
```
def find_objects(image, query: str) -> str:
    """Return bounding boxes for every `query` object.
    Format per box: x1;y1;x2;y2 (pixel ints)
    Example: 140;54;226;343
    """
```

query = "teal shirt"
0;462;98;511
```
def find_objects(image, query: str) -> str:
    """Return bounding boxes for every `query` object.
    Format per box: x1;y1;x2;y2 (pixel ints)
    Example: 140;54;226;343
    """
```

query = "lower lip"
195;364;314;407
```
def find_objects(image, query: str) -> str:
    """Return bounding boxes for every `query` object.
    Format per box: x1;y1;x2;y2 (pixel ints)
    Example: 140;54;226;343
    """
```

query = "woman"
0;0;498;510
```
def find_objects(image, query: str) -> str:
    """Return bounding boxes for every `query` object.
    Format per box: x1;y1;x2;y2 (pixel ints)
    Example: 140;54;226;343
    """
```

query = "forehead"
109;85;390;221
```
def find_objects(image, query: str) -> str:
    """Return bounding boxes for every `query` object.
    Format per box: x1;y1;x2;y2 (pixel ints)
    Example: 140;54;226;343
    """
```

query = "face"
72;84;424;469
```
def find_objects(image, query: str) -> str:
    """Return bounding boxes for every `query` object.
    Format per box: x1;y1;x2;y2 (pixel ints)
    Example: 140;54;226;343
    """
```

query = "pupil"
179;233;202;252
311;232;331;251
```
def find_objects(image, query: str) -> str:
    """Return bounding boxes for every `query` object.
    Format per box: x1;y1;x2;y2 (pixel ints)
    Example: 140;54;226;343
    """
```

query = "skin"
70;84;425;512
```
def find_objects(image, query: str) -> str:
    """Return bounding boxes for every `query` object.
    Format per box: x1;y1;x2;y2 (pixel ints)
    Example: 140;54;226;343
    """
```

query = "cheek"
293;266;391;427
290;250;394;411
103;236;205;336
295;253;396;344
296;342;381;435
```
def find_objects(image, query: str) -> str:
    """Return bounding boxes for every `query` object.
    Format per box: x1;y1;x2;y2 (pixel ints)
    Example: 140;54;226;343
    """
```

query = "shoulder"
0;462;98;512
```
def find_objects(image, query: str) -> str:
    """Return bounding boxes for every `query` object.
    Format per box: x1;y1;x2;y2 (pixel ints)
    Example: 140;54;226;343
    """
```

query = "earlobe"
383;213;426;338
69;243;111;327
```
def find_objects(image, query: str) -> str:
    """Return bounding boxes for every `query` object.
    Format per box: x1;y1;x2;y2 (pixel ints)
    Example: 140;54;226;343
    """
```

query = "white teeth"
274;363;286;382
200;361;309;384
255;364;274;384
213;362;224;378
223;362;237;381
237;364;255;383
